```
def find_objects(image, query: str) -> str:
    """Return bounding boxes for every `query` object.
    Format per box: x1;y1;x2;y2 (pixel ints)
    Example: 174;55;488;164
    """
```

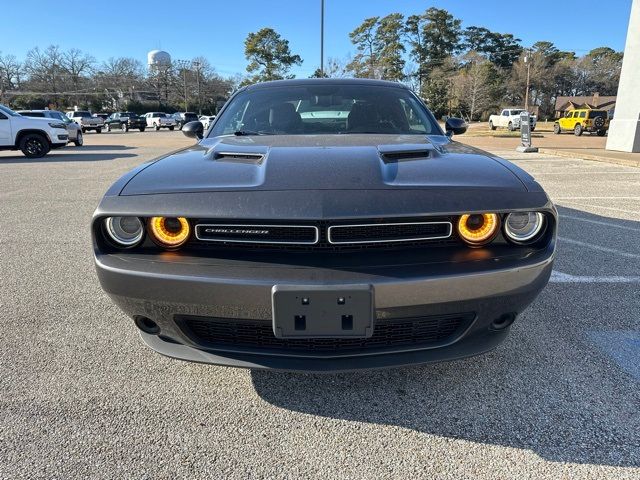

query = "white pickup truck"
0;104;69;158
489;109;537;132
66;110;104;133
143;112;176;131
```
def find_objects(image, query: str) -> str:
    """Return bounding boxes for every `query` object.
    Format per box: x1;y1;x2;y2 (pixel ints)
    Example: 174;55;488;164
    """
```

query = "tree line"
0;46;234;114
0;7;623;119
240;8;623;120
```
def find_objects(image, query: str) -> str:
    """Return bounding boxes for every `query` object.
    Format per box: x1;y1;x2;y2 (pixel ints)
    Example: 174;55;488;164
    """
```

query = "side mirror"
182;121;204;140
445;117;468;137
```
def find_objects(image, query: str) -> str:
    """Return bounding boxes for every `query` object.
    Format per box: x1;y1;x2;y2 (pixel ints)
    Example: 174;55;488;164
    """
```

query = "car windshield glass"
0;104;20;117
123;112;136;117
210;84;441;137
75;112;92;118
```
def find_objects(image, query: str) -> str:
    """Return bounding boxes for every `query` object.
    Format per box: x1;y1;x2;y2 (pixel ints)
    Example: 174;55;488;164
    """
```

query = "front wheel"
74;131;84;146
574;124;583;136
96;128;102;134
105;123;111;132
154;123;159;131
139;127;146;132
20;133;50;158
508;121;514;131
169;126;175;131
121;123;129;132
597;129;607;137
553;124;561;135
489;121;496;131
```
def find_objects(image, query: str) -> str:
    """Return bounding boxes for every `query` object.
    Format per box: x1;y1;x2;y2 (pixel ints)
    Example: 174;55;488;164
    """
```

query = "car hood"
120;134;528;195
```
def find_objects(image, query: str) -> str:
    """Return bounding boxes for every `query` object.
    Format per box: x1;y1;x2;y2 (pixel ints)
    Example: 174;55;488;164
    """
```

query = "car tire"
489;121;496;131
96;128;102;134
122;123;129;132
81;127;86;133
508;121;514;131
553;124;561;134
139;127;146;132
597;129;607;137
154;123;159;131
169;126;175;131
74;132;84;147
19;133;50;158
105;124;111;132
574;124;583;136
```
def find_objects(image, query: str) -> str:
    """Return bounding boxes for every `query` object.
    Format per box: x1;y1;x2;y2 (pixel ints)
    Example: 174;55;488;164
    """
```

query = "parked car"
172;112;199;130
93;79;557;372
16;109;83;146
0;104;68;157
554;109;609;136
489;109;537;132
199;115;216;129
66;110;104;133
143;112;176;131
105;112;146;132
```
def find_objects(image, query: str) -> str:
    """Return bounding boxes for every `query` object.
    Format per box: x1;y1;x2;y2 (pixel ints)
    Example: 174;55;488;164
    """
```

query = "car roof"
242;78;409;92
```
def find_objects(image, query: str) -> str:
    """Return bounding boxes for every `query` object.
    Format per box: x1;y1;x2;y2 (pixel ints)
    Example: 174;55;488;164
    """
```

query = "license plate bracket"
272;285;374;339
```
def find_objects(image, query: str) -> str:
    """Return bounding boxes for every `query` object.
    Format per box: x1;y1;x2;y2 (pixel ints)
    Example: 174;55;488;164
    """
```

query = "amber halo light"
148;217;191;248
457;213;500;246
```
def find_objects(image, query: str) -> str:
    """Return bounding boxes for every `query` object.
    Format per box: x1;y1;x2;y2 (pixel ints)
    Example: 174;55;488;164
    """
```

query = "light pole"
193;61;202;115
320;0;325;76
524;51;531;111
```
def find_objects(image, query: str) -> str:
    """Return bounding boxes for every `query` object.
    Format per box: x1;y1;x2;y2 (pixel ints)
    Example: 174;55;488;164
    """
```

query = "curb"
538;148;640;168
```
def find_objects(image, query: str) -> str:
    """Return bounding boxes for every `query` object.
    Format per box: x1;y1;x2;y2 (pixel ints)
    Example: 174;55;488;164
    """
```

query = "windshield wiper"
234;130;270;136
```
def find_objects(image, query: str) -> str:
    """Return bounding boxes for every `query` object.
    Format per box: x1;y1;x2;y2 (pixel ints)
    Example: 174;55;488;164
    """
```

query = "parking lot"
1;131;639;478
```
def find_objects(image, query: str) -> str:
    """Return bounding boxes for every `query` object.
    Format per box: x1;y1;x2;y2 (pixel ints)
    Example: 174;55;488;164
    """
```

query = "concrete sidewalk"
537;147;640;167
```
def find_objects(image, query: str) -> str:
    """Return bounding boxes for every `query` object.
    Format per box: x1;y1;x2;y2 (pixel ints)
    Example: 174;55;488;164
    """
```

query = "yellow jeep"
554;109;609;136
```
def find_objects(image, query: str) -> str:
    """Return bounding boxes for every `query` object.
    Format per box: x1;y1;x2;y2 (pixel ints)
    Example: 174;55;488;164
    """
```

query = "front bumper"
95;242;555;372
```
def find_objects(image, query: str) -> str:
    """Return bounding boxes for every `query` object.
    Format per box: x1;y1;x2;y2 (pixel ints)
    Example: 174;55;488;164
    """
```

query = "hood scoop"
213;151;265;163
211;144;268;164
378;144;436;163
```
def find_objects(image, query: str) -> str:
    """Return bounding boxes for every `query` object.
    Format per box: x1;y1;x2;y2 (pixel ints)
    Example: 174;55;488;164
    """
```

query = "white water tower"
148;50;171;72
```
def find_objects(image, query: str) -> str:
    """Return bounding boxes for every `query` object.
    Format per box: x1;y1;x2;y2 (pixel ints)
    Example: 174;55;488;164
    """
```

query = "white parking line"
551;271;640;283
560;215;640;232
558;236;640;259
587;332;640;381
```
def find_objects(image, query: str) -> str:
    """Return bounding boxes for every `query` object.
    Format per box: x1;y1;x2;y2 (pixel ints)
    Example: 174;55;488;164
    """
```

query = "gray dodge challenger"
93;78;556;372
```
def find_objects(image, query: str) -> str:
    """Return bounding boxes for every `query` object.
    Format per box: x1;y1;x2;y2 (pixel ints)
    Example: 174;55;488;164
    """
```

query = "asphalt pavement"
1;131;639;479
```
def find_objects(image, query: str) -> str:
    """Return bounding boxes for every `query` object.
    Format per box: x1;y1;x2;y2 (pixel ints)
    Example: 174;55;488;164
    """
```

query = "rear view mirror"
182;121;204;140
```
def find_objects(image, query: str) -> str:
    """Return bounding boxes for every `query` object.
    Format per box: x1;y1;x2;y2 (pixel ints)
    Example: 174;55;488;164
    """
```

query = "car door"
0;110;11;145
559;111;572;130
500;109;510;127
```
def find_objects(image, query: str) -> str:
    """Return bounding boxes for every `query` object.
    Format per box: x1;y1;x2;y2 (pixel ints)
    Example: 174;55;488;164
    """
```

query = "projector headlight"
457;213;499;246
104;217;144;247
148;217;190;249
504;212;545;244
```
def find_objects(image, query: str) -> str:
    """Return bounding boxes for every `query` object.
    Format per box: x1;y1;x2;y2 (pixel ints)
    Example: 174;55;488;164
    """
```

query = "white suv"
0;104;69;158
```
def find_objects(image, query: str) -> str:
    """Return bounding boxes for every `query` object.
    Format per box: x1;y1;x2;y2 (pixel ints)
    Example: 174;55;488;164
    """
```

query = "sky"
2;0;633;78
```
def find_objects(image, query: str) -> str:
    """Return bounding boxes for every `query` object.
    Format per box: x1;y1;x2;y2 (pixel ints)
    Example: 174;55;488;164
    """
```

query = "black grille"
177;314;473;355
190;217;459;251
195;224;317;244
329;222;451;244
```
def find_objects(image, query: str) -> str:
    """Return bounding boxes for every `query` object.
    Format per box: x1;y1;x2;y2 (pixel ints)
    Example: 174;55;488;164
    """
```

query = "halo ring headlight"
104;216;144;247
504;212;545;244
148;217;190;248
457;213;499;246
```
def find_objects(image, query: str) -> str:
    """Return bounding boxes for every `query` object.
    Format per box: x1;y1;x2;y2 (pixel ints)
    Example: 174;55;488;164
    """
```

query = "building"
555;93;617;119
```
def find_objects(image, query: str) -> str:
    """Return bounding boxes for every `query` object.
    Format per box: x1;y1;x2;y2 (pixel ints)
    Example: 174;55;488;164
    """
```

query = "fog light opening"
134;316;161;335
491;313;517;331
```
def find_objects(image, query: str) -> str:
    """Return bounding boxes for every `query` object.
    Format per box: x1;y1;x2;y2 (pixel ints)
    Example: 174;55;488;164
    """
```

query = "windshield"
73;111;92;118
0;104;20;117
210;84;441;137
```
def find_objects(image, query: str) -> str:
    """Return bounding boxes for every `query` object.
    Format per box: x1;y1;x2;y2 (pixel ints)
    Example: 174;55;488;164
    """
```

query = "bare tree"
0;52;22;91
62;48;95;91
